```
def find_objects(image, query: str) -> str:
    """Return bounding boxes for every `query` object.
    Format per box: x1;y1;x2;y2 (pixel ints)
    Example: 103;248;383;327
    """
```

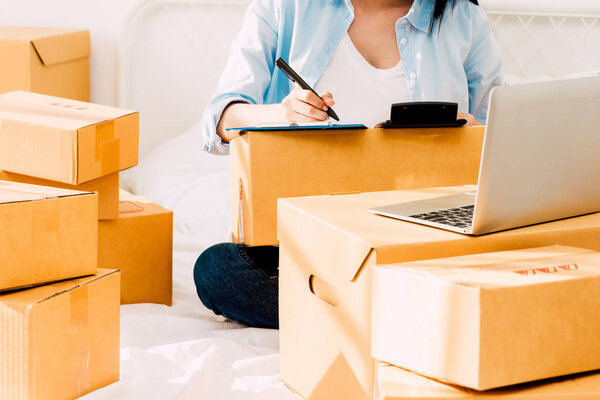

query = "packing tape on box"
0;98;108;125
118;201;144;215
70;285;90;394
94;121;120;175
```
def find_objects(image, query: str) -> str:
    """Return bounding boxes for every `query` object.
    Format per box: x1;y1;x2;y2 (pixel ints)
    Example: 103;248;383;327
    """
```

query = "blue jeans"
193;243;279;329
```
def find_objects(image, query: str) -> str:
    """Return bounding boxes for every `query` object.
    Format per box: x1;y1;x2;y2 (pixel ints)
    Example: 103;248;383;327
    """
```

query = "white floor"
81;232;299;400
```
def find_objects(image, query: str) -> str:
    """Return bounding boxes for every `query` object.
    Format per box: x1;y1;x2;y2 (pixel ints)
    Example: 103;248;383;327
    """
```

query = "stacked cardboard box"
98;190;173;305
277;187;600;400
0;90;174;306
0;181;121;399
372;246;600;391
0;26;90;101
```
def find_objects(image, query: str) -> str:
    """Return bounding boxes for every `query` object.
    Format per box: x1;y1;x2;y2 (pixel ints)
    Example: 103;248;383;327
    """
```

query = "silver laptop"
369;76;600;235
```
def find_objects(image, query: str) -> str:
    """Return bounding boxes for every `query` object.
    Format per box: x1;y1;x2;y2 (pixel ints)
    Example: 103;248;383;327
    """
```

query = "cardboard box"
372;246;600;391
277;186;600;400
0;180;97;292
0;269;120;400
375;362;600;400
231;126;484;246
0;90;139;185
0;26;90;101
98;191;173;305
0;170;119;220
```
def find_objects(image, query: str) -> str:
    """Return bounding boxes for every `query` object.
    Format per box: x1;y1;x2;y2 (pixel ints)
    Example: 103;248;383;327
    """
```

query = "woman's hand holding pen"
281;88;335;122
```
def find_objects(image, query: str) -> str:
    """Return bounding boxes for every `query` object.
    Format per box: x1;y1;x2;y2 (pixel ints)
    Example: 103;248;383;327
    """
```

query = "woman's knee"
193;243;239;310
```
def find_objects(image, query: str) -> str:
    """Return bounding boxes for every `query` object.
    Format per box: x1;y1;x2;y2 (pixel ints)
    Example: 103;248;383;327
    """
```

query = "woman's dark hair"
430;0;479;32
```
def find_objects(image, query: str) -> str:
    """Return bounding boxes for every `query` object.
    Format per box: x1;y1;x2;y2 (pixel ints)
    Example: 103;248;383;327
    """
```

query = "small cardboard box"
375;362;600;400
0;90;139;185
372;246;600;391
0;180;98;292
277;186;600;400
231;126;484;246
98;191;173;305
0;26;90;101
0;269;120;400
0;170;119;220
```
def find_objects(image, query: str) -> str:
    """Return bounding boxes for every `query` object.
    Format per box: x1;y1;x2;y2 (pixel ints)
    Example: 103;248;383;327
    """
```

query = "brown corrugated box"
0;26;90;101
0;269;121;400
231;126;484;246
98;190;173;305
277;186;600;400
0;180;97;292
0;90;139;185
375;362;600;400
372;246;600;391
0;170;119;220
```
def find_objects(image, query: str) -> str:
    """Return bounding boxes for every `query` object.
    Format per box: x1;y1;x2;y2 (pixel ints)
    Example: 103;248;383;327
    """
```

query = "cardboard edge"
37;269;121;305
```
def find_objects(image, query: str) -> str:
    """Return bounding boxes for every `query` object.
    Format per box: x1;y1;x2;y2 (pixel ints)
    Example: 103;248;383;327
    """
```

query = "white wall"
0;0;138;106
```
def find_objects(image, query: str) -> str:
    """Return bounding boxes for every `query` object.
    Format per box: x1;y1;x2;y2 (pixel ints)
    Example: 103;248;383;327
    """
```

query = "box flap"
378;246;600;289
30;30;90;66
0;179;91;204
0;91;136;130
278;197;373;282
0;269;119;307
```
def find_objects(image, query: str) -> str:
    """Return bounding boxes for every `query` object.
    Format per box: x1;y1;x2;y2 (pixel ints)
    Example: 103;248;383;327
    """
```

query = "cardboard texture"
277;186;600;400
372;246;600;391
231;126;484;246
98;190;173;305
0;269;120;400
0;26;90;101
375;362;600;400
0;90;139;184
0;180;97;292
0;170;119;220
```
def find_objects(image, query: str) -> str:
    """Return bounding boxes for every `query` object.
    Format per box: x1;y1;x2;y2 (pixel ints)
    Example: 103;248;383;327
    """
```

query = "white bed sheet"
81;235;298;400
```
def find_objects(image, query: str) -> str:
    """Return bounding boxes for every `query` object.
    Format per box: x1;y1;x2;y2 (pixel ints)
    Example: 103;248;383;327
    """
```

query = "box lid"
378;246;600;289
278;187;600;282
0;179;91;204
0;90;136;131
0;27;90;66
0;269;119;307
116;189;172;218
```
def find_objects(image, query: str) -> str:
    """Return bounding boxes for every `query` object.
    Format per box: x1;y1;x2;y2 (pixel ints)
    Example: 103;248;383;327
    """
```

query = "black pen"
275;57;339;121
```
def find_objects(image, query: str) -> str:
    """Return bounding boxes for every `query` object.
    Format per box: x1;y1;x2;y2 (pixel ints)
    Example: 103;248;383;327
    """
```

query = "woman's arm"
217;89;335;143
200;0;281;154
464;6;505;124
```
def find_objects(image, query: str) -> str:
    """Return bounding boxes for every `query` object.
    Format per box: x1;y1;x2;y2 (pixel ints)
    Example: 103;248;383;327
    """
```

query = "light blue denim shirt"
202;0;505;154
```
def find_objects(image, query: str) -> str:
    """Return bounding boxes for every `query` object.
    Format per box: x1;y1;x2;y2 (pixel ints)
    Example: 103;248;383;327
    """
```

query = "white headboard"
118;0;600;159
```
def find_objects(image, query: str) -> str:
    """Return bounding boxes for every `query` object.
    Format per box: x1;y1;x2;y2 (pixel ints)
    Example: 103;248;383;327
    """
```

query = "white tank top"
314;33;411;128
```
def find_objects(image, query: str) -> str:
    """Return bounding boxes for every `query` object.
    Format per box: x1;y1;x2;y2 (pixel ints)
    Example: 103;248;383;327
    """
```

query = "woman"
195;0;504;329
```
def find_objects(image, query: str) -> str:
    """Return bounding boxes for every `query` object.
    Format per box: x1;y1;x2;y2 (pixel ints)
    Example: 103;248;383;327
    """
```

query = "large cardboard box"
0;90;139;185
231;126;484;246
0;180;97;292
98;191;173;305
0;26;90;101
0;269;121;400
277;186;600;400
375;362;600;400
0;170;119;220
372;246;600;391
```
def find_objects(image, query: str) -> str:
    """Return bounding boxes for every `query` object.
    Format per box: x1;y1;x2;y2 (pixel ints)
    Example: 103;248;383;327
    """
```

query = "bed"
81;1;600;399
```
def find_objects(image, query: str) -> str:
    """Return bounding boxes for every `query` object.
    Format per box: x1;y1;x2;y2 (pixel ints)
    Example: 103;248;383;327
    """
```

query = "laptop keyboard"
410;205;475;229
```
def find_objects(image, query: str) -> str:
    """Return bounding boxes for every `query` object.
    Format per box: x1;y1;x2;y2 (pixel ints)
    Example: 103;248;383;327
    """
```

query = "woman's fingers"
457;111;481;126
293;88;327;111
320;91;335;108
289;96;329;120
